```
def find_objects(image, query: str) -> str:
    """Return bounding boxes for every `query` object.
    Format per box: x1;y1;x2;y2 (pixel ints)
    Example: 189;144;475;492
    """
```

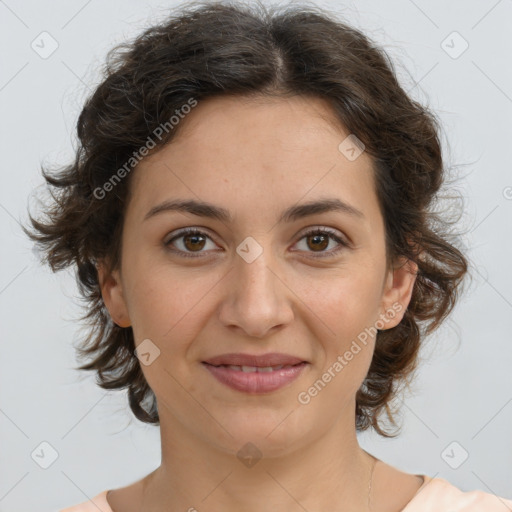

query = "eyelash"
164;227;349;259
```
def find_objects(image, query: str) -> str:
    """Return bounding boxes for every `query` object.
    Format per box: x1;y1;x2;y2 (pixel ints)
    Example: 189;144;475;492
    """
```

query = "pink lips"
202;352;309;393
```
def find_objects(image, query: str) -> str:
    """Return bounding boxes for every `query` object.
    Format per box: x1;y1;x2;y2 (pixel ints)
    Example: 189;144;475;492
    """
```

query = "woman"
25;1;512;510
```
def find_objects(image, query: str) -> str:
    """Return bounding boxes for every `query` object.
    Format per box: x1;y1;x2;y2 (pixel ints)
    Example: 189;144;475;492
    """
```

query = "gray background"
1;0;511;510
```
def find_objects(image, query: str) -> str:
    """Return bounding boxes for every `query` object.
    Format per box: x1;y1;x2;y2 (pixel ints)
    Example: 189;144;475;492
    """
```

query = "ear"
97;262;131;328
378;256;418;330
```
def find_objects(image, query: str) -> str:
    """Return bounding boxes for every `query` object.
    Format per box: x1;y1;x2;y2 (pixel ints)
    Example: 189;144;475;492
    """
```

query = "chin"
207;414;312;458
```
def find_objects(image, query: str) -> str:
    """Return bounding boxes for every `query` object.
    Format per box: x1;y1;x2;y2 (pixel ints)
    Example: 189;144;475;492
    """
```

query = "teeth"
256;366;275;372
221;364;293;372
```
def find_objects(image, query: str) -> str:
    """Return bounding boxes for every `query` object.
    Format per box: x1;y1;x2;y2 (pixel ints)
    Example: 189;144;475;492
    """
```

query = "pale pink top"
59;474;512;511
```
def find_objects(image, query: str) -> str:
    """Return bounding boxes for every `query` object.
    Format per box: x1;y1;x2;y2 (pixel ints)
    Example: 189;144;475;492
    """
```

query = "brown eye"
293;228;348;257
182;232;206;252
164;228;217;258
164;226;349;259
306;232;329;252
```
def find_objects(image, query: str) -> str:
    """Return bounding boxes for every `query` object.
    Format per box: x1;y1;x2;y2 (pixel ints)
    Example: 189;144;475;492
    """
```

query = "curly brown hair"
24;0;469;437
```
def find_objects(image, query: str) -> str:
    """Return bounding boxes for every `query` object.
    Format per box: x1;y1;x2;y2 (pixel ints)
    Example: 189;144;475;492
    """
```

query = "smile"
202;361;309;393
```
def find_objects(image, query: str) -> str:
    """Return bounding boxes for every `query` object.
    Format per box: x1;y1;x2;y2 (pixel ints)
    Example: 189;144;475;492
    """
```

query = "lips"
203;358;309;393
202;352;307;368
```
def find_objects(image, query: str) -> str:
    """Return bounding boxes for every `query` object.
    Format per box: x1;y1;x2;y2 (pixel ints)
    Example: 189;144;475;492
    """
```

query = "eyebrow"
143;197;365;224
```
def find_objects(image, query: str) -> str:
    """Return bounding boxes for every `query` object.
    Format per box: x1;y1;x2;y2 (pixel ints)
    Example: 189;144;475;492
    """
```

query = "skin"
98;94;423;512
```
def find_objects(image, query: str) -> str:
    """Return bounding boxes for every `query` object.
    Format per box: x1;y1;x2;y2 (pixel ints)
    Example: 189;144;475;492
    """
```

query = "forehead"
127;94;381;230
167;93;349;150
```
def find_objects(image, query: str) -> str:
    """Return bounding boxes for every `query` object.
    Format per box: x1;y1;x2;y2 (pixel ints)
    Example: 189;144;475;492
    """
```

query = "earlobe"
379;257;418;330
96;263;131;328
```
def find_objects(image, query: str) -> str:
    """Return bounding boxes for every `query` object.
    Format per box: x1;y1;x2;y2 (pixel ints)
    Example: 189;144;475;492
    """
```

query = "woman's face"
99;94;416;456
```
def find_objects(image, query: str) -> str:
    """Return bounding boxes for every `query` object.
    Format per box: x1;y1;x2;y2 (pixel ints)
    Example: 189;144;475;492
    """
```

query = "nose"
217;247;294;339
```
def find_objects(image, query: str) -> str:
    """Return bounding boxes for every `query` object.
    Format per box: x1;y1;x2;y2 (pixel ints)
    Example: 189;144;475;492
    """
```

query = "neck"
141;402;376;512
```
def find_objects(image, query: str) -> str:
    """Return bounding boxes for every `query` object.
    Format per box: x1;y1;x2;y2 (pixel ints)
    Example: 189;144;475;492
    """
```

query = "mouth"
201;353;309;393
201;360;309;393
202;362;307;373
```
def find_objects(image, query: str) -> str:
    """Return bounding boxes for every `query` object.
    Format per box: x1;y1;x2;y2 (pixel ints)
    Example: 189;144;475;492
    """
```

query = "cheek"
303;270;383;336
125;264;219;347
310;283;379;399
124;270;207;393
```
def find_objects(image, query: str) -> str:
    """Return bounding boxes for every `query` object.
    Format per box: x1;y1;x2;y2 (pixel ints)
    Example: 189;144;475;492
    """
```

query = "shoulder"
58;490;111;512
405;475;512;512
